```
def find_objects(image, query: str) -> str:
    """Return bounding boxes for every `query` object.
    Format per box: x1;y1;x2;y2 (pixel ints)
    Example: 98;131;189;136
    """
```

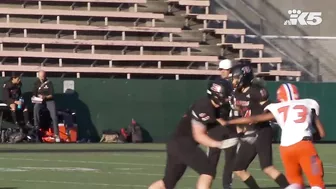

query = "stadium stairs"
0;0;300;80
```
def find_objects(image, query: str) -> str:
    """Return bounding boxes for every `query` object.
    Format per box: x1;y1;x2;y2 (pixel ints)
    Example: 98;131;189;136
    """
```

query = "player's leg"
149;155;186;189
149;142;187;189
222;145;237;189
233;141;260;189
222;126;238;189
256;127;289;188
279;144;304;187
22;104;32;127
298;141;325;189
9;103;18;125
207;125;236;189
178;144;216;189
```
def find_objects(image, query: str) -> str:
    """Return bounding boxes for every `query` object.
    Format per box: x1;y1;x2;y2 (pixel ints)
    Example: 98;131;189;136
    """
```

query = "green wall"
2;78;336;142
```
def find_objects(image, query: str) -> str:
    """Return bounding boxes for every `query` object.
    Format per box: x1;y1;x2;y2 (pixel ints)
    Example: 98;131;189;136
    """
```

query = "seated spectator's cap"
218;59;232;70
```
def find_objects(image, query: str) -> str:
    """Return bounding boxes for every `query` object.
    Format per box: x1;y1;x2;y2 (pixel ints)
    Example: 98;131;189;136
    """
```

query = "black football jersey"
171;96;218;144
233;85;271;130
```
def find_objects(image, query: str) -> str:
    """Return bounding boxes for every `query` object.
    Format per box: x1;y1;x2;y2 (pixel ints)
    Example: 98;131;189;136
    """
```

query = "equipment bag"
8;131;26;143
100;130;123;143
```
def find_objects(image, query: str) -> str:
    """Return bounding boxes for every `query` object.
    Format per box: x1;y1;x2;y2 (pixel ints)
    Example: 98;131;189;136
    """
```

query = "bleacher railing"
212;0;320;81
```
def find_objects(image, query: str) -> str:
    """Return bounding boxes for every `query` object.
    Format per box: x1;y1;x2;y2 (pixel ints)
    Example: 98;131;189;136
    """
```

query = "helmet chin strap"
214;97;222;106
239;74;253;91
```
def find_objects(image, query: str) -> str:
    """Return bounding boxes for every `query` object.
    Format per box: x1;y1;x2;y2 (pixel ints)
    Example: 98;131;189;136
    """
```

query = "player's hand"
217;118;228;126
14;101;21;105
218;138;239;149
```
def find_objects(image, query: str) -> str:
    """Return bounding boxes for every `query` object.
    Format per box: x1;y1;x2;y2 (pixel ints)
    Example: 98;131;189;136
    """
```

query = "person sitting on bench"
2;72;32;127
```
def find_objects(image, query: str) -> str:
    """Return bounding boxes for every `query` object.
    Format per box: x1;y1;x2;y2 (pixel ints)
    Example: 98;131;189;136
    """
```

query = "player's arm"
225;112;274;126
191;119;221;148
216;118;227;126
2;83;15;104
313;111;326;138
190;106;222;148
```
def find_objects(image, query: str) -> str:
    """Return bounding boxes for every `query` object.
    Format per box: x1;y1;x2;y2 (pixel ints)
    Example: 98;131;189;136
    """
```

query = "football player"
225;63;289;189
207;59;237;189
224;83;325;189
149;81;239;189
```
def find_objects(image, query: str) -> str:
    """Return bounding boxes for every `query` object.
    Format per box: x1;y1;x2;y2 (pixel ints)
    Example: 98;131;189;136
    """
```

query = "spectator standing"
33;70;60;142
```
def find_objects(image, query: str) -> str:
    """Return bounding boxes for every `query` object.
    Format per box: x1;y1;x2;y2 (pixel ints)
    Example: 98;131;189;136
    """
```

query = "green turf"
0;144;334;189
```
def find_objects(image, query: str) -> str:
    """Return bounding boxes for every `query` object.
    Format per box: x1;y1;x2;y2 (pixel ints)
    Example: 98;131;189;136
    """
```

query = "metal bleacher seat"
0;64;300;81
24;0;147;12
0;23;181;42
0;7;163;27
0;49;219;79
0;37;200;55
0;51;219;72
0;50;218;61
196;14;227;29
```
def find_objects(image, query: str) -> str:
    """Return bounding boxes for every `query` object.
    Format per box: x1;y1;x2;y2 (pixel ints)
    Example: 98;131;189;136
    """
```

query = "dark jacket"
33;78;54;101
2;80;22;104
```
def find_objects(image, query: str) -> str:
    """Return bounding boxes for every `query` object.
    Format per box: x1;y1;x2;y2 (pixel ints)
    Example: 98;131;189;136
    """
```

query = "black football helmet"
207;80;232;106
230;62;254;90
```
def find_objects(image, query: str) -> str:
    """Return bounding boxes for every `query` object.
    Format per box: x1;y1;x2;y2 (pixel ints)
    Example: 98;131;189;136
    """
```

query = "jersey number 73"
277;105;308;123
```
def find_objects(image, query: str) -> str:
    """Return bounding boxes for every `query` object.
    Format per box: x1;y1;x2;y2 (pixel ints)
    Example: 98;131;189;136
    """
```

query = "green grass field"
0;144;334;189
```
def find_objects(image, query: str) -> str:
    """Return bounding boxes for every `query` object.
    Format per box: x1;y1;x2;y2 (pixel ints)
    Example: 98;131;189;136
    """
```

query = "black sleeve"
32;80;39;96
2;82;14;104
48;81;54;95
191;103;217;125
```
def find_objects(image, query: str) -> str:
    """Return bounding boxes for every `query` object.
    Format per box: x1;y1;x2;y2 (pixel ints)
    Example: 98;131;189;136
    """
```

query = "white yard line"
0;157;166;167
1;156;335;170
0;178;193;189
1;157;336;177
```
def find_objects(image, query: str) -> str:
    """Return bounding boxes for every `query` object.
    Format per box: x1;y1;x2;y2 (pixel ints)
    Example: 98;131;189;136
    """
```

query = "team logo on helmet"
210;83;222;93
241;66;251;73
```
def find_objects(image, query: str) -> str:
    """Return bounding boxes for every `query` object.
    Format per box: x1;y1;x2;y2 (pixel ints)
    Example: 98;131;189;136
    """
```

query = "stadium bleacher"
0;0;301;80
